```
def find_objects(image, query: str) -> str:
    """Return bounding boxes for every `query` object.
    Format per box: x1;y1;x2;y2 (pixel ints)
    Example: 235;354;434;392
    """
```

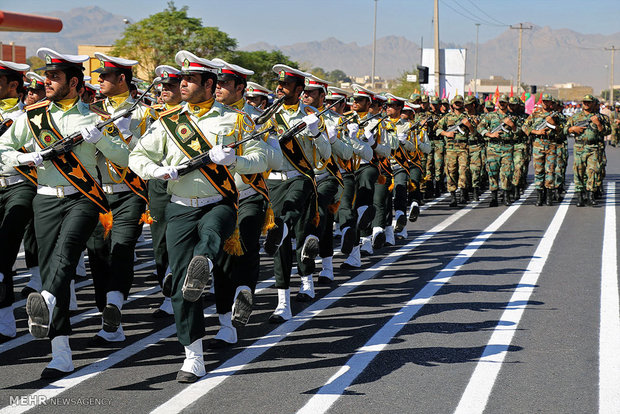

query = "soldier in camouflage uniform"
522;93;562;206
509;96;528;200
594;100;608;198
435;95;474;207
426;96;445;197
478;94;516;206
565;94;611;206
552;98;568;200
465;96;483;201
611;103;620;147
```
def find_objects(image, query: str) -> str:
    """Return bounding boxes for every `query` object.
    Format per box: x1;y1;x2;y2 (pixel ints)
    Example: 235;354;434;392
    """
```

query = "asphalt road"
0;142;619;414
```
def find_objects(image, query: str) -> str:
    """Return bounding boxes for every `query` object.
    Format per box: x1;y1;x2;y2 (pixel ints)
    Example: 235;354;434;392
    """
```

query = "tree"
601;89;620;102
327;69;351;84
111;2;237;77
26;56;45;72
231;50;298;90
389;67;420;99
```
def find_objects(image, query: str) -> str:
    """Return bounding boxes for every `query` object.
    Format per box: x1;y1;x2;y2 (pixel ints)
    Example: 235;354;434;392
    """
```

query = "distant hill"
3;7;619;93
2;6;129;55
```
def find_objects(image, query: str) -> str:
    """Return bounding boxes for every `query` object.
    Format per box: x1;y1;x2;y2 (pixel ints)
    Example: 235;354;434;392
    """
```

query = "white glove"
397;133;408;143
153;166;178;181
327;126;338;144
17;152;43;167
209;144;236;166
114;114;132;134
80;125;103;144
346;123;359;138
364;130;375;146
302;114;320;136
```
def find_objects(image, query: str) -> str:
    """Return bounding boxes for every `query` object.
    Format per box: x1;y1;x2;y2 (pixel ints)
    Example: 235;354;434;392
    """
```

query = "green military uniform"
510;98;529;199
553;99;568;199
425;97;445;197
465;95;484;200
564;95;611;206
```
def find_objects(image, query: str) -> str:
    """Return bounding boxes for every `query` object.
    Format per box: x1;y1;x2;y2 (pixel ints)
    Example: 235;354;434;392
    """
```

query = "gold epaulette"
159;105;183;117
25;100;49;112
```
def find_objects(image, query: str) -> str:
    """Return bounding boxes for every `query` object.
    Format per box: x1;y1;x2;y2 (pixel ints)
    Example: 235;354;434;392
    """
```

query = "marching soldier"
260;64;330;322
553;98;569;200
150;65;183;319
129;50;264;382
465;95;483;201
86;53;153;345
509;96;528;200
478;94;515;206
302;76;352;286
565;94;610;206
208;58;280;346
523;93;562;206
0;48;129;377
428;96;445;197
0;59;34;343
436;95;474;207
24;72;47;106
245;81;271;110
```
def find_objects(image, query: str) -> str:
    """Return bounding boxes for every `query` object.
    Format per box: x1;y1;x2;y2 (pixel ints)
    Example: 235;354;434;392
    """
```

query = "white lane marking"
0;279;276;414
599;182;620;413
453;186;574;414
0;264;158;354
150;191;490;414
296;186;536;414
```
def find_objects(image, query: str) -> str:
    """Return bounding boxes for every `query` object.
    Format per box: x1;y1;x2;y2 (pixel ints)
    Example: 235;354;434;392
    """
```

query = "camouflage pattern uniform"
553;99;569;196
510;98;528;199
465;96;484;199
565;95;611;206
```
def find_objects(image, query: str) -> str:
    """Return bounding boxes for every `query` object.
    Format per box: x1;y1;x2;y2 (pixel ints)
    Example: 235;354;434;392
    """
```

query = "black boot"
461;188;469;203
576;191;585;207
503;189;511;206
473;187;479;201
536;189;544;206
434;181;442;198
588;191;598;206
490;190;498;207
545;189;553;206
513;185;520;201
449;191;458;207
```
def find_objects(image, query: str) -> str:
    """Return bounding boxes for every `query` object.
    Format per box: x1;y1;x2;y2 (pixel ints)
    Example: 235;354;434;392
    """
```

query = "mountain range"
3;7;619;93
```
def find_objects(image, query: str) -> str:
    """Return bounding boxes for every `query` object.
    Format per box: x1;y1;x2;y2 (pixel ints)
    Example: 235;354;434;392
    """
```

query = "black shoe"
513;186;520;201
588;191;598;206
182;256;211;302
576;191;585;207
26;292;50;339
545;189;553;206
87;334;117;347
263;217;286;256
490;190;498;207
372;231;385;250
408;202;420;223
162;272;173;298
449;192;458;207
473;188;480;201
231;288;253;328
102;304;121;333
536;189;544;206
340;226;356;255
20;285;37;299
460;189;469;203
503;190;511;206
357;205;376;233
206;338;234;350
152;309;173;319
268;314;287;324
0;281;6;303
295;292;313;302
41;367;73;380
395;212;408;232
0;333;15;344
300;235;320;267
317;275;333;285
177;370;199;383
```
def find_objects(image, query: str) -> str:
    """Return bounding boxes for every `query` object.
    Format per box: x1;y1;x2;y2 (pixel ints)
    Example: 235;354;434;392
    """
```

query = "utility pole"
474;23;480;96
371;0;377;88
511;23;532;93
605;46;616;106
434;0;440;95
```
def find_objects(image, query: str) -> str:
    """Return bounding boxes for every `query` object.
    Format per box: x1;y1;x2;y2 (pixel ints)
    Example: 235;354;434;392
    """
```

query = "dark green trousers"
337;172;355;230
314;176;341;258
392;167;410;213
0;182;36;308
33;193;100;338
371;179;391;229
408;166;423;204
356;164;379;238
87;191;146;312
165;200;236;346
213;193;266;314
267;176;315;288
23;218;38;268
148;180;171;284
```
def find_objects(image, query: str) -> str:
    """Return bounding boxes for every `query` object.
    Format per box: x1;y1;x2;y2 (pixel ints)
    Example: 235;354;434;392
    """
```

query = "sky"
4;0;620;48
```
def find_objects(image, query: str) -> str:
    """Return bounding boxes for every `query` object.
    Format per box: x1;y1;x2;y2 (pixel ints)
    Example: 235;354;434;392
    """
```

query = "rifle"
176;125;276;177
40;77;161;161
0;118;14;136
446;119;466;135
533;110;561;132
336;112;359;131
253;96;284;126
277;96;344;144
490;114;515;134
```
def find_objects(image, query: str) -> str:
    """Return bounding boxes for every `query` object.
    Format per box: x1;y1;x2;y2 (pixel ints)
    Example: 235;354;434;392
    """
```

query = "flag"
493;86;500;104
510;84;514;97
525;95;536;114
468;87;472;96
521;91;526;102
537;93;543;105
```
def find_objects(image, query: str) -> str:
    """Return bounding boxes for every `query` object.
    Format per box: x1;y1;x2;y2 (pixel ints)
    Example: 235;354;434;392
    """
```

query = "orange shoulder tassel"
313;210;320;228
139;209;154;225
99;211;113;239
409;181;417;192
262;203;276;236
328;201;340;215
387;179;394;192
223;227;244;256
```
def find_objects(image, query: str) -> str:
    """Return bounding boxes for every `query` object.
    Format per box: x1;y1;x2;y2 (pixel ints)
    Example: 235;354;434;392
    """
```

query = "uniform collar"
183;98;218;118
106;91;130;109
0;98;19;112
282;102;300;114
230;98;245;110
54;97;79;112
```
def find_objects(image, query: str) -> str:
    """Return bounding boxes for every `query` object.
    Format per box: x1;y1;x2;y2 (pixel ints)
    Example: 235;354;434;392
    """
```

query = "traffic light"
417;65;429;84
529;85;537;94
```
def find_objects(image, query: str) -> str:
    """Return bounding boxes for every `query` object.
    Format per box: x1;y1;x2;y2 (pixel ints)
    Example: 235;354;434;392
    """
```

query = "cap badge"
99;60;105;69
29;80;37;89
162;71;169;78
247;87;254;93
183;59;190;69
45;55;52;65
279;70;285;80
304;78;310;86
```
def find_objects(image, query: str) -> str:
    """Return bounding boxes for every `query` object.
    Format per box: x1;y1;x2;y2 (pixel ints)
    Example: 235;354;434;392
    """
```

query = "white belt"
268;170;302;181
359;160;369;165
171;194;223;208
239;187;257;200
102;183;131;195
37;185;80;198
316;172;330;182
0;175;27;188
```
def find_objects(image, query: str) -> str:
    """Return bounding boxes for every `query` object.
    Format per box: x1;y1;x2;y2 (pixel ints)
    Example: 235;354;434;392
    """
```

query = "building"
78;44;151;82
539;83;594;102
466;76;514;96
0;42;26;64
